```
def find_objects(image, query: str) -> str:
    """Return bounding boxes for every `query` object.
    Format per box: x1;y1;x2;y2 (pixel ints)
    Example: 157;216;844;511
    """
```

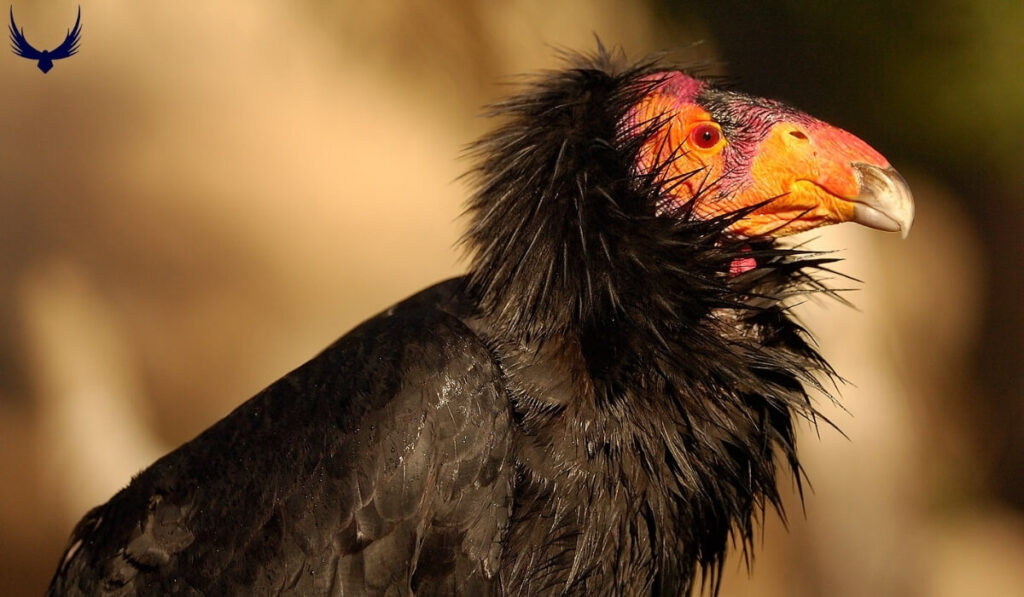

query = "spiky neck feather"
462;56;680;341
462;52;837;594
461;52;829;353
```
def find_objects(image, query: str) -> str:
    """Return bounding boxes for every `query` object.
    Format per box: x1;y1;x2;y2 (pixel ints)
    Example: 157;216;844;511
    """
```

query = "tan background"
1;1;1021;595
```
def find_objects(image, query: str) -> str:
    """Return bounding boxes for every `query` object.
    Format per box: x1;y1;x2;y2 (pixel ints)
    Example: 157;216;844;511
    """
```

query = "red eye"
689;123;721;149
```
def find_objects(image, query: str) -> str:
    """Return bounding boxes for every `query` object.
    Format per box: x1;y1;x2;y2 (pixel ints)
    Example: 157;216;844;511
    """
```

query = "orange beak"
724;120;915;239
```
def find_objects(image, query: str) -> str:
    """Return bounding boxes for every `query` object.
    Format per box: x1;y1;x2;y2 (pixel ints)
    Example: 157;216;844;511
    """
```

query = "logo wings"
9;5;81;73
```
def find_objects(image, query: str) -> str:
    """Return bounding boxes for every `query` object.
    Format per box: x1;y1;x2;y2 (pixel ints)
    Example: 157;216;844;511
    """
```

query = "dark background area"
1;1;1020;595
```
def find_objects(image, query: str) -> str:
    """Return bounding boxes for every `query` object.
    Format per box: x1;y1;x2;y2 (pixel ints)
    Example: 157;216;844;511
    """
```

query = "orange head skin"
627;72;913;239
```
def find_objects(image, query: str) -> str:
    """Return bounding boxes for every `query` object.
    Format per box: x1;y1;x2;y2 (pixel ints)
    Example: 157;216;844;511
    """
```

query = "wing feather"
47;279;513;596
50;6;81;59
8;7;42;59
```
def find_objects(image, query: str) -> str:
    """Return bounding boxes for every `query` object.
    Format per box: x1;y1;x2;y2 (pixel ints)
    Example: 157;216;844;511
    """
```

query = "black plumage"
47;50;891;596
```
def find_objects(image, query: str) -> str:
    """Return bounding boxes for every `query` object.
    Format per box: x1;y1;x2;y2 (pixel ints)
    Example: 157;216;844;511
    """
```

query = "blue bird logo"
9;5;81;73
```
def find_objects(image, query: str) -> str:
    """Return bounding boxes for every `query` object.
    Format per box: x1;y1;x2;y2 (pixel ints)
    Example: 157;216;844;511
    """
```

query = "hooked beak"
850;163;915;239
725;120;915;240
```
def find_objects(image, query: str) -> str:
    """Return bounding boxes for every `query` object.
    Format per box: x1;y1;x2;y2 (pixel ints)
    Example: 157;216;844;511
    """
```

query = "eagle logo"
9;5;81;73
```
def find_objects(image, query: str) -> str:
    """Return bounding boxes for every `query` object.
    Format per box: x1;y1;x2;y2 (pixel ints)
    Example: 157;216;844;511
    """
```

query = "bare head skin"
627;72;914;240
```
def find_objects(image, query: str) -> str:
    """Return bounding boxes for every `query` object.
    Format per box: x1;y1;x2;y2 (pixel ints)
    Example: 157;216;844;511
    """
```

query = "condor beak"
850;163;915;239
730;120;915;239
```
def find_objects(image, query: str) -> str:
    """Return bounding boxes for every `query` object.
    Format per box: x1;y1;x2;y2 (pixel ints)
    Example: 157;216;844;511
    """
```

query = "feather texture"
47;48;854;596
462;48;837;594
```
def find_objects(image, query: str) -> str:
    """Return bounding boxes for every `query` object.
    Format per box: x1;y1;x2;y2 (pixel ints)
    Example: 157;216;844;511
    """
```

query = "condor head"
628;72;914;240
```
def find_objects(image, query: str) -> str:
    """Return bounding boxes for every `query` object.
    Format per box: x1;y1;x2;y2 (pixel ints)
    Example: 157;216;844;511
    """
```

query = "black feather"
48;48;847;596
462;47;836;594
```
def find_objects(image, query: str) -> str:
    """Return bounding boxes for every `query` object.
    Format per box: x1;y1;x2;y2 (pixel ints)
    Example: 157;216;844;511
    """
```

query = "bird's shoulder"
48;277;514;596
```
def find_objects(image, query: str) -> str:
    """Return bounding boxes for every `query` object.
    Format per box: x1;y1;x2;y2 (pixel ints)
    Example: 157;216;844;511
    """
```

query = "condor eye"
689;123;722;149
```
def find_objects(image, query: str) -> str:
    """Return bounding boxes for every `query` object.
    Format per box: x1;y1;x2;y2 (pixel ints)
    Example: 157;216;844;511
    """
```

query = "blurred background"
1;1;1021;594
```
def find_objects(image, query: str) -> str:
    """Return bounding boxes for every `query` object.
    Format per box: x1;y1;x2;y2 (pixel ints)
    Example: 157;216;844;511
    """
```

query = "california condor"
47;50;913;596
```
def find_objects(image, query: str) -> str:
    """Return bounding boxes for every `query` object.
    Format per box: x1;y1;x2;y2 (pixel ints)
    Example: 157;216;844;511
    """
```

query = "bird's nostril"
788;130;809;141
